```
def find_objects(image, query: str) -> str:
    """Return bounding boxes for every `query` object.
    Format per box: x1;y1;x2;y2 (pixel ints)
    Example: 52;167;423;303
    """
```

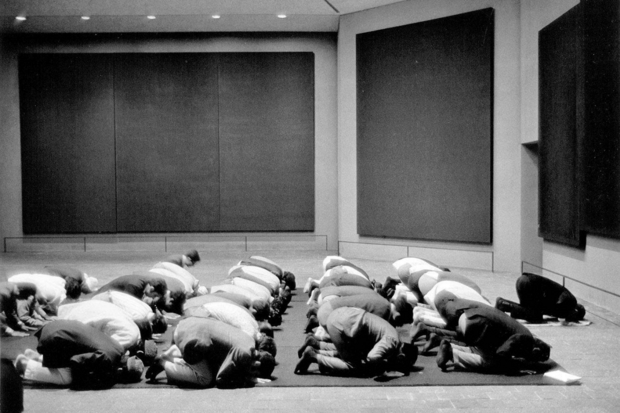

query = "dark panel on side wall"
539;4;584;247
357;9;494;243
19;54;117;233
582;0;620;238
218;53;315;231
114;54;220;232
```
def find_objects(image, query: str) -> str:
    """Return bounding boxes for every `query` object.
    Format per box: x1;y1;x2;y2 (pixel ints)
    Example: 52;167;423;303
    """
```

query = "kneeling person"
14;320;143;389
295;307;417;377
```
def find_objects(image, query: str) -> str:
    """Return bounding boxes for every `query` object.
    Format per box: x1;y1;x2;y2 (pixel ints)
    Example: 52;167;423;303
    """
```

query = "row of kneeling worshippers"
4;252;297;390
295;256;586;377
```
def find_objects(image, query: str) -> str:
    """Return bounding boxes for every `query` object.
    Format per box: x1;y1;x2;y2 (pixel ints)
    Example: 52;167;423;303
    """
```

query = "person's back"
229;265;280;294
319;285;378;302
7;274;66;314
91;290;155;324
58;300;140;351
317;293;390;327
23;319;144;389
319;266;373;289
326;307;399;361
517;273;579;318
185;293;246;311
174;316;256;386
36;320;123;368
184;302;259;341
97;274;149;298
238;256;283;279
495;273;585;322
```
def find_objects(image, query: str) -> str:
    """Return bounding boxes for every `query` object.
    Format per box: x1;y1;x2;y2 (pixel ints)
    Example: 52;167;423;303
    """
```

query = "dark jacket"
517;273;578;318
35;320;124;390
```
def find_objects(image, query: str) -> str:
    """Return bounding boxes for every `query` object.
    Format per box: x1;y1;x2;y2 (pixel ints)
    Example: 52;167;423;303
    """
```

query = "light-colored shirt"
229;265;280;293
8;273;66;313
230;277;271;302
186;302;260;341
424;280;490;312
91;290;154;322
58;300;140;351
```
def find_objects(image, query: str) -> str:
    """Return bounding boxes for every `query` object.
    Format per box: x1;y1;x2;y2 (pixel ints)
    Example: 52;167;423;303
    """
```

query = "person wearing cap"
495;272;586;323
13;319;143;389
145;316;275;388
295;306;418;377
432;291;551;374
163;250;201;269
0;282;38;337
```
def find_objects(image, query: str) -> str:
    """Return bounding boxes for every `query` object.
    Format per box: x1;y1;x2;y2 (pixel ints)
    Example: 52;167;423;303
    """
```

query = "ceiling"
0;0;410;34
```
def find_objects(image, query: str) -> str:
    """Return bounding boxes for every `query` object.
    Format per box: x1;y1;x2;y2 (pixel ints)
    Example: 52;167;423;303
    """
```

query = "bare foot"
14;354;29;376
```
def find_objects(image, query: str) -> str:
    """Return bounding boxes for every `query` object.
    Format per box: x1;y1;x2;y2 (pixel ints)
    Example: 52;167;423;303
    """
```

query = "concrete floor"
2;249;619;413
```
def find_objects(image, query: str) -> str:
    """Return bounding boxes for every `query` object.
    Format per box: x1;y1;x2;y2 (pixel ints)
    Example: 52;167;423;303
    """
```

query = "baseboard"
4;234;329;253
339;241;494;271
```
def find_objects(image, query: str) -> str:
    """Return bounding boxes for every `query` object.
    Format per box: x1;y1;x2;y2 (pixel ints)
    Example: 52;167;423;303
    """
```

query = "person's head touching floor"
390;293;414;326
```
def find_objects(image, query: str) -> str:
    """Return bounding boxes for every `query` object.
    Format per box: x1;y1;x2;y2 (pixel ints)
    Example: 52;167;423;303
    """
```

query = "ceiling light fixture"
212;15;221;19
277;14;287;19
147;15;156;19
15;16;27;21
81;16;90;20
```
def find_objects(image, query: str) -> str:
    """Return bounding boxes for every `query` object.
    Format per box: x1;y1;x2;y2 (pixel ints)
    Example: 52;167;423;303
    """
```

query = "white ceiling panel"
0;0;409;33
0;14;340;34
329;0;409;14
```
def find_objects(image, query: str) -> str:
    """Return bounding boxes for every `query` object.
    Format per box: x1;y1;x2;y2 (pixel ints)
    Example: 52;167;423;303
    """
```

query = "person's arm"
16;300;46;328
1;324;29;337
33;300;53;320
3;298;30;332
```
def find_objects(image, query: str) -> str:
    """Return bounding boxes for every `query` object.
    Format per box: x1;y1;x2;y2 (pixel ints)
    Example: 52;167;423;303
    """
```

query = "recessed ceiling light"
15;16;27;21
81;16;90;20
212;15;221;19
277;14;287;19
147;15;156;20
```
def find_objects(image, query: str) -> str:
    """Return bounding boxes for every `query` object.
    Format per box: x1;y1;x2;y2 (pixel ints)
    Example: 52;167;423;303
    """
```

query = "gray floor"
2;249;619;413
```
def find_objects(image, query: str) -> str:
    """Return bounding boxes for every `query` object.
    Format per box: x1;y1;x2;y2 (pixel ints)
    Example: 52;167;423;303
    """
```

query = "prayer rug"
263;289;574;387
1;289;576;389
